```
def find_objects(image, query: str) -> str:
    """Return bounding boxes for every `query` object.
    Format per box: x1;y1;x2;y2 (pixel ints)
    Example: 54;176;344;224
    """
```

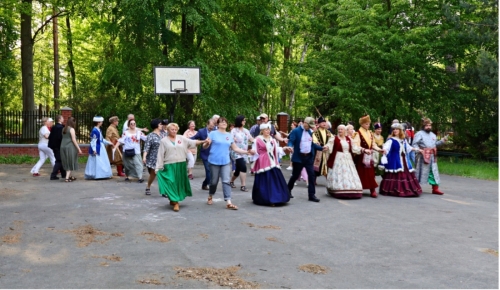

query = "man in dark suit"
191;118;215;190
286;117;328;202
48;115;66;180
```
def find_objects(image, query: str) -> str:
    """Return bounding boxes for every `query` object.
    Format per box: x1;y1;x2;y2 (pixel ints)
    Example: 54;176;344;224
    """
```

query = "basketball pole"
169;93;178;123
170;88;186;123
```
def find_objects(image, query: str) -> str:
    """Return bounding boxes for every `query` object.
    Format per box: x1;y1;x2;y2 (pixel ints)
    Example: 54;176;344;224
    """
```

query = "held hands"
283;146;293;154
322;146;329;152
364;149;372;155
247;149;255;155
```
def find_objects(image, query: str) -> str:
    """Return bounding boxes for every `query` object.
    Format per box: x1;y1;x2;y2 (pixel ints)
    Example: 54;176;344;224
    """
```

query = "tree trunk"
21;0;35;139
259;41;274;112
66;15;77;102
280;44;292;108
21;0;34;111
288;42;308;114
53;7;60;109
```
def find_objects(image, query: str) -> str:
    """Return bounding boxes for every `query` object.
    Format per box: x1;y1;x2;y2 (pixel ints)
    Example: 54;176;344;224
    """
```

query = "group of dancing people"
31;112;447;212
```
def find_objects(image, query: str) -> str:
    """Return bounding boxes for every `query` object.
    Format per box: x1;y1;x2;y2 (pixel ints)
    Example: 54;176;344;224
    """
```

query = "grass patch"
0;154;88;164
437;158;498;180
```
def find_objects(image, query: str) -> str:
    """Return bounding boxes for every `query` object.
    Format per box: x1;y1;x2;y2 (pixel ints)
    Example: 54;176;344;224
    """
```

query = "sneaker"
32;173;40;177
286;166;293;170
138;179;144;183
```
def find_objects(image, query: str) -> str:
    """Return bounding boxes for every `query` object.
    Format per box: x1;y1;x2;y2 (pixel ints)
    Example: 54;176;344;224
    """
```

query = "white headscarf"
259;121;272;131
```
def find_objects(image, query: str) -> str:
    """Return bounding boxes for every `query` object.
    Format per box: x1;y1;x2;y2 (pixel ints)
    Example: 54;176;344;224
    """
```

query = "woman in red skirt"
379;123;422;197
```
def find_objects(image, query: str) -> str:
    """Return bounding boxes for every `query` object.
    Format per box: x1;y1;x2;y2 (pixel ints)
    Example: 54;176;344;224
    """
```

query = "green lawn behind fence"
0;155;497;181
0;155;88;164
437;158;498;181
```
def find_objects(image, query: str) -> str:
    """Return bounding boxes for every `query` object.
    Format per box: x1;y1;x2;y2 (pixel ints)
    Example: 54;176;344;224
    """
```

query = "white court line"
441;198;472;205
338;200;350;206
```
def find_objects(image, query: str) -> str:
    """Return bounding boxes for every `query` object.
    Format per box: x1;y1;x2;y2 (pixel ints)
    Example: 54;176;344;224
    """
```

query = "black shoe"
308;196;320;202
138;179;144;183
289;190;294;198
50;177;60;180
202;185;209;190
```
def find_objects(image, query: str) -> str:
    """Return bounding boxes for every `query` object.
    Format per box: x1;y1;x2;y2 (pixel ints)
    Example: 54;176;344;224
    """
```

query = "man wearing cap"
286;117;328;202
252;113;288;143
352;115;385;198
249;116;261;138
412;118;448;195
122;114;149;135
191;118;215;190
48;115;67;180
106;116;125;176
313;116;332;179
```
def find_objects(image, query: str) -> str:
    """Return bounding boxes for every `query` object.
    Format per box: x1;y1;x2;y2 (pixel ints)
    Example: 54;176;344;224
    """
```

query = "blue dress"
251;136;290;206
85;127;113;179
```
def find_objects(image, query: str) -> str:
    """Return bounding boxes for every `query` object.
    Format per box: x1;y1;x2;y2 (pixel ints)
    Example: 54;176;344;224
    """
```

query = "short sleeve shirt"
39;126;50;145
208;131;233;165
230;127;251;159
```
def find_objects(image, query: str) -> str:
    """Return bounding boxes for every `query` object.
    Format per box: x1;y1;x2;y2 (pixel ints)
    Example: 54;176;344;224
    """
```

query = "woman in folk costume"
85;116;113;179
352;115;385;198
106;116;125;177
155;123;208;212
372;121;385;176
251;122;290;206
325;124;363;199
379;123;422;197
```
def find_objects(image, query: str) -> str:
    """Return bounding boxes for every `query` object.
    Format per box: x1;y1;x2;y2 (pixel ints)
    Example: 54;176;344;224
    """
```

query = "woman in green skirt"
155;123;208;211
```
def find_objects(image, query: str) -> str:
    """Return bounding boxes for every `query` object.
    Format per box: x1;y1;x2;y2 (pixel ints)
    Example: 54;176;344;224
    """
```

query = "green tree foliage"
1;0;497;156
0;0;19;107
304;0;497;156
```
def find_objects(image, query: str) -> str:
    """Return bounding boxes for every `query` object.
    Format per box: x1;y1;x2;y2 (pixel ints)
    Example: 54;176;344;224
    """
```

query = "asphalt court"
0;163;497;288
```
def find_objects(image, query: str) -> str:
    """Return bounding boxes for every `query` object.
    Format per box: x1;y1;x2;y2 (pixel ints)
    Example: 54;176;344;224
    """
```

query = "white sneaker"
286;166;293;170
294;182;297;186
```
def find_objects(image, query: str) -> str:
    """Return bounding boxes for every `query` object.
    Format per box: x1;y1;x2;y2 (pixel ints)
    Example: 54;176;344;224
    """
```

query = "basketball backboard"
154;66;201;94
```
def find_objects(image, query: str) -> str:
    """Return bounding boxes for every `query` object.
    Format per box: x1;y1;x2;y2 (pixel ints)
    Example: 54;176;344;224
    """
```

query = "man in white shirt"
122;114;149;134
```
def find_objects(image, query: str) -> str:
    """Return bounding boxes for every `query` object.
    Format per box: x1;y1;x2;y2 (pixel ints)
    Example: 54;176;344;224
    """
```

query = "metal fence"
0;110;97;144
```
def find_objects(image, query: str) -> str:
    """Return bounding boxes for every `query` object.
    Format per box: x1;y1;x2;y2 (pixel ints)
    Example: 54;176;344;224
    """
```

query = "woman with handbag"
379;123;422;197
325;124;363;199
115;119;147;182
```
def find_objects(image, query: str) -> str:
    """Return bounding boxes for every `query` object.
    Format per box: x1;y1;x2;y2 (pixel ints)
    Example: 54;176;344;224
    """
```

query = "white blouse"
118;130;147;155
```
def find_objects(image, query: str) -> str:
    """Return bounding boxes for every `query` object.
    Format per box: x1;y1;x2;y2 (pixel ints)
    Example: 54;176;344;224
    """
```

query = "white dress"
326;137;363;198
